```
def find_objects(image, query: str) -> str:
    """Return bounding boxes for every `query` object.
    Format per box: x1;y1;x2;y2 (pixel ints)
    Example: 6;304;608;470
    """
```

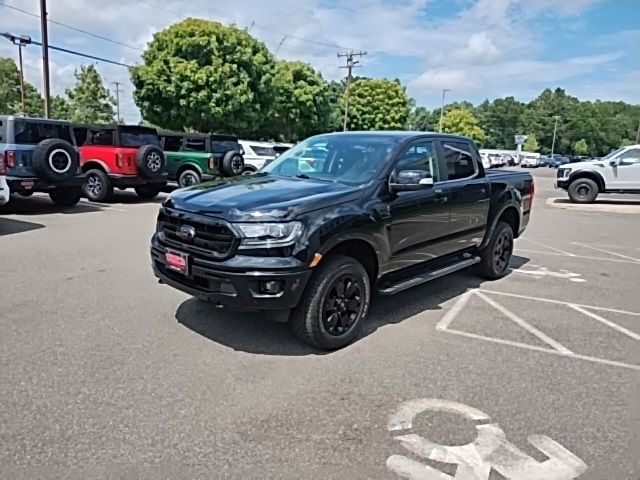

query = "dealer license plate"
165;250;189;275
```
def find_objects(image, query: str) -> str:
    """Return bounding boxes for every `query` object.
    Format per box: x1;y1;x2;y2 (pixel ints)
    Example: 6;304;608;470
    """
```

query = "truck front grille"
157;208;238;260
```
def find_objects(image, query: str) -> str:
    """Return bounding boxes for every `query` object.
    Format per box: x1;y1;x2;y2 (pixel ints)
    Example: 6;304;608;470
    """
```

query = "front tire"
178;169;200;188
83;169;112;202
476;221;514;280
290;255;370;350
568;178;598;203
49;187;81;207
135;184;162;200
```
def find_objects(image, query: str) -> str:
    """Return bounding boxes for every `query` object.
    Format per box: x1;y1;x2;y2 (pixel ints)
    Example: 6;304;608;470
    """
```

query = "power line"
0;2;143;52
1;32;133;68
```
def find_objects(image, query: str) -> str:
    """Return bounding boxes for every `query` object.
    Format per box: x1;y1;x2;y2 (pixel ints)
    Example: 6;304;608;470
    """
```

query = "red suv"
74;124;167;201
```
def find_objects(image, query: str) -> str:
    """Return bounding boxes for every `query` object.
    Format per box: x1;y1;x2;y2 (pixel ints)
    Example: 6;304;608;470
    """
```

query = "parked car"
556;144;640;203
521;154;541;168
238;140;276;173
489;153;504;168
151;131;533;349
74;124;168;202
549;156;570;168
159;132;244;187
0;115;85;207
480;152;491;170
0;154;9;206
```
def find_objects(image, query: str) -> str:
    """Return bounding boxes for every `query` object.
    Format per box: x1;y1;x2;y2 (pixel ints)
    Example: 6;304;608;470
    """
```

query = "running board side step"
377;256;481;295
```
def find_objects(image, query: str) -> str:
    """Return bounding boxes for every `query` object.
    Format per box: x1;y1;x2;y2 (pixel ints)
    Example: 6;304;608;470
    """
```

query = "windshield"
119;128;159;148
262;134;401;185
603;147;625;160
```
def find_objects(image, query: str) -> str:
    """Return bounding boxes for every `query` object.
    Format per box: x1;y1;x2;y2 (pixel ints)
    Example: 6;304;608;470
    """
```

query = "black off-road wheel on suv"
136;145;166;179
135;184;163;200
49;186;82;207
221;150;244;177
31;138;79;183
476;221;514;280
290;255;370;350
83;168;113;202
568;178;598;203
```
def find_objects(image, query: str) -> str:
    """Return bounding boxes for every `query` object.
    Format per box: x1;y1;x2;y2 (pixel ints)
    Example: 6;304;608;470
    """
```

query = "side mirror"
390;170;433;192
609;159;618;166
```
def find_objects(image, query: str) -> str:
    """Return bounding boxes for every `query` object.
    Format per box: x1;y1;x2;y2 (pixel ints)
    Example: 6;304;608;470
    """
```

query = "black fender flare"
480;201;522;249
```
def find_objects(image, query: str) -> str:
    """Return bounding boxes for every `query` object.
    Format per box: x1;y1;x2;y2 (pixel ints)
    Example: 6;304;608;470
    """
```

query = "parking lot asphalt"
1;168;639;479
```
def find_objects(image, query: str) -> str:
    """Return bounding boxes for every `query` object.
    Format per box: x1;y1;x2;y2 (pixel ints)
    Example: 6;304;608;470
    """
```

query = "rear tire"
83;169;112;202
178;168;200;188
476;221;514;280
221;150;244;177
49;187;81;207
290;255;370;350
135;184;162;200
568;178;598;203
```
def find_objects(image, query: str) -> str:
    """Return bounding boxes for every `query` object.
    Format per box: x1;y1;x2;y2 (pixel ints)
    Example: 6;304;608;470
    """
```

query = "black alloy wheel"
493;229;512;275
321;275;364;337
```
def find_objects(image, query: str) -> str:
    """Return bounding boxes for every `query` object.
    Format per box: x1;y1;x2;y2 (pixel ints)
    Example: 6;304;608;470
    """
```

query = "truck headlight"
234;222;303;249
558;168;571;178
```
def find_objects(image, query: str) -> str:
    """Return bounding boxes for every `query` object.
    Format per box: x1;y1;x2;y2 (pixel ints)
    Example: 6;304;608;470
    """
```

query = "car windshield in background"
120;128;159;147
14;121;73;145
602;147;625;160
251;145;276;156
262;134;400;185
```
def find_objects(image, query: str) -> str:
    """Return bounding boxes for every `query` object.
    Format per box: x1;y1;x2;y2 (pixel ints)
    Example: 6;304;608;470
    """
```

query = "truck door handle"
435;196;448;203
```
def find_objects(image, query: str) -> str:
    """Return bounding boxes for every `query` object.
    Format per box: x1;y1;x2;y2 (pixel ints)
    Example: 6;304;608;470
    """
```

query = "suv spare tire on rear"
221;150;244;177
136;144;165;179
31;138;79;183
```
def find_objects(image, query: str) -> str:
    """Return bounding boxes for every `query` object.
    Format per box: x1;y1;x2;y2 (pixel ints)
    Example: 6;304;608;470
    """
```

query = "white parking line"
568;304;640;341
572;242;640;263
435;289;474;331
515;248;640;265
520;238;576;256
475;291;573;354
82;201;127;212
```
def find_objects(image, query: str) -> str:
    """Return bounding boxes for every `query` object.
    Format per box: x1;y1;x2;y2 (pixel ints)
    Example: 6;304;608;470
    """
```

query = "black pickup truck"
151;132;533;349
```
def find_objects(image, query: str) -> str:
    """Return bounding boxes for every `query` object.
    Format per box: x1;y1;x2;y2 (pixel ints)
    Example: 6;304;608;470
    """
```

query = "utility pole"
112;81;123;123
439;89;450;133
636;119;640;144
551;115;560;156
338;50;367;131
39;0;51;118
2;33;32;114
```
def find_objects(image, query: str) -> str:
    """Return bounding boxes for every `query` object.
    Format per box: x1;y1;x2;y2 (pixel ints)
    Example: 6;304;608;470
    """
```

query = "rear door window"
14;121;73;145
118;127;159;147
183;138;207;152
89;129;114;146
442;141;477;181
162;136;183;152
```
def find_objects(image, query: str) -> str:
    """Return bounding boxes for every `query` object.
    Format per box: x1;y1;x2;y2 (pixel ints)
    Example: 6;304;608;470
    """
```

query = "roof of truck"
0;115;71;125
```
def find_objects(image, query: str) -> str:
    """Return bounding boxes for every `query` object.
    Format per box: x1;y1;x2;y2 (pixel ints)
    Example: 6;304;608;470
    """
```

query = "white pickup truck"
555;144;640;202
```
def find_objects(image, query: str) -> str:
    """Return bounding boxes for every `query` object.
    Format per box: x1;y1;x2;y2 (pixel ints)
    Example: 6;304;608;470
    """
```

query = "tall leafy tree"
0;57;44;116
573;139;589;155
475;96;525;149
343;78;410;131
441;109;486;145
131;18;276;135
264;60;331;141
65;65;115;123
523;134;540;152
407;106;433;131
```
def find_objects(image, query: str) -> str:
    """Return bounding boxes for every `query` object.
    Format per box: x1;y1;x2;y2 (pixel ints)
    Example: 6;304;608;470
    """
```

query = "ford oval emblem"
177;224;196;241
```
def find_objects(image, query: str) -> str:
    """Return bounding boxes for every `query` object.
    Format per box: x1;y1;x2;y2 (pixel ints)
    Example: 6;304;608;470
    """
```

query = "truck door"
439;141;490;251
610;148;640;190
388;140;451;267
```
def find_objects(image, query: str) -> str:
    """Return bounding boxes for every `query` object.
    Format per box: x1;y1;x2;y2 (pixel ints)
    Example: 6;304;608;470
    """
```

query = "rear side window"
89;129;114;146
14;121;73;145
162;136;183;152
443;141;476;181
183;138;207;152
119;128;159;148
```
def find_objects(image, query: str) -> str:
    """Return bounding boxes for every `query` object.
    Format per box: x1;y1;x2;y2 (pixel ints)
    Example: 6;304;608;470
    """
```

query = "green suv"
159;132;245;187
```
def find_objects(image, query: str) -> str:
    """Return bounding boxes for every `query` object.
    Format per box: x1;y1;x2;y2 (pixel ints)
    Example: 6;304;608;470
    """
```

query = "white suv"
0;153;9;205
238;140;276;173
555;144;640;203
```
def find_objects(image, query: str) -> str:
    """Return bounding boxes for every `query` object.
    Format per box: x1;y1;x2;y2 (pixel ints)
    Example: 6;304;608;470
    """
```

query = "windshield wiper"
294;174;334;182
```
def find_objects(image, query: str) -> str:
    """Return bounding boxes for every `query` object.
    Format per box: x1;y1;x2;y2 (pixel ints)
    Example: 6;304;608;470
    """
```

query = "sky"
0;0;638;124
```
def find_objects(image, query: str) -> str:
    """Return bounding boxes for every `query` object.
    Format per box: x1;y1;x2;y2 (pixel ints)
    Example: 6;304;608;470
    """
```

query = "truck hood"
166;173;363;221
565;160;608;170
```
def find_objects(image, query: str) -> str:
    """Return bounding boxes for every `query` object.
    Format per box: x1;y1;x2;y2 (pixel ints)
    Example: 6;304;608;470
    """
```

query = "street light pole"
551;115;560;156
439;89;450;133
39;0;51;118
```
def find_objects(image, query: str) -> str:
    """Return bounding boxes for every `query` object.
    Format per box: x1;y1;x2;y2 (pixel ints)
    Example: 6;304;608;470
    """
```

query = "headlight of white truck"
234;222;303;249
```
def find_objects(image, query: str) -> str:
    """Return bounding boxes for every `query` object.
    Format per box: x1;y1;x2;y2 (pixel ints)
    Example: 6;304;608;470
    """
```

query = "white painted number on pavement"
386;399;587;480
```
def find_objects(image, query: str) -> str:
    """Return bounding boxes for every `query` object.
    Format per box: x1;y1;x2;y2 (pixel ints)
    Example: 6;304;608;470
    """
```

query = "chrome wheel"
86;175;102;197
147;152;162;172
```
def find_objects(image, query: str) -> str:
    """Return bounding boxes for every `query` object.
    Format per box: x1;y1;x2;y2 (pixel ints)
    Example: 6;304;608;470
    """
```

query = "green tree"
0;57;44;116
441;109;486;145
407;106;433;131
51;95;71;120
131;18;276;135
475;96;525;148
523;133;540;152
65;65;115;123
343;78;410;131
573;138;589;155
264;60;331;141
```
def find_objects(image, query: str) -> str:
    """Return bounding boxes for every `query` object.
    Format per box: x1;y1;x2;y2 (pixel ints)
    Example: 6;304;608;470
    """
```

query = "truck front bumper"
109;173;168;188
6;174;86;193
554;179;569;189
150;235;311;311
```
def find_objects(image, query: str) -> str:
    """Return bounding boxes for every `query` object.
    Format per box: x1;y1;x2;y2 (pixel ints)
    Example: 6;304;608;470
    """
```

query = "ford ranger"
151;132;533;349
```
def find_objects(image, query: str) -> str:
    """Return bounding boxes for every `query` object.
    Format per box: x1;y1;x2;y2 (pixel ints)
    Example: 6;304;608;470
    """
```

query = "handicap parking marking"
435;289;640;372
386;398;588;479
